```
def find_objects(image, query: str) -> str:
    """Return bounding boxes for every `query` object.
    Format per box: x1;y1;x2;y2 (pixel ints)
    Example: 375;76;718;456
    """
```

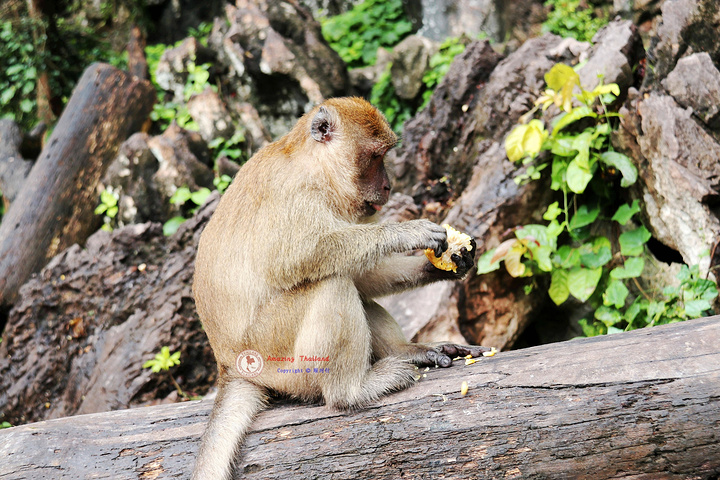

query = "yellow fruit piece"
460;381;469;396
465;358;476;365
482;347;498;357
425;224;473;272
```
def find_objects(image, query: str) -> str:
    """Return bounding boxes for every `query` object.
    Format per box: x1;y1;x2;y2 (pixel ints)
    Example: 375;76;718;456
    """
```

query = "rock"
212;0;350;138
617;92;720;272
390;35;438;101
579;19;640;91
662;52;720;128
417;0;502;43
0;120;33;206
154;37;216;103
102;125;214;226
0;197;219;425
186;88;234;142
348;47;392;96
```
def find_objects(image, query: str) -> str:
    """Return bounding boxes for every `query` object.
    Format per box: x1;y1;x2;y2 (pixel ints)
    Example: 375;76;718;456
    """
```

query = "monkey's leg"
366;300;492;368
191;375;268;480
299;279;418;409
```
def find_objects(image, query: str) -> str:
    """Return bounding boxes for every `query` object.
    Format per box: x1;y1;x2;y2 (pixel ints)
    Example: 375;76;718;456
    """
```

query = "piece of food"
425;224;473;273
460;381;469;396
482;347;498;357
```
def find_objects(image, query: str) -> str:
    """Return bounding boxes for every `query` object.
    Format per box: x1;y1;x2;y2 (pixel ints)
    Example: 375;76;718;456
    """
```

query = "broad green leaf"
595;305;623;327
190;187;212;206
545;63;579;92
599;151;637;187
568;266;602;302
170;187;192;205
566;157;594;194
553;245;581;269
578;318;606;337
543;201;562;221
523;120;547;156
611;199;640;225
163;216;186;236
568;204;600;230
549;269;570;305
505;125;529;162
610;256;645;279
550;136;575;156
528;244;553;272
477;249;501;274
94;204;108;215
550;159;567;191
619;226;651;256
579;236;612;269
516;224;551;247
571;131;593;168
547;219;564;240
100;189;117;207
0;86;16;105
552;106;597;136
684;299;712;318
603;280;629;309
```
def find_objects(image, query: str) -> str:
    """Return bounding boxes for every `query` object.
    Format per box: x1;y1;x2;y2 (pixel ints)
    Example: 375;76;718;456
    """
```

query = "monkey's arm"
354;242;475;299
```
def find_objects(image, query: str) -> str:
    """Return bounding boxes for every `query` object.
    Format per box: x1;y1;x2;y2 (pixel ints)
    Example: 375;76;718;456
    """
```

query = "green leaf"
170;187;192;205
684;299;712;318
94;204;108;215
0;86;16;105
610;256;645;279
100;189;117;207
20;99;34;113
549;269;570;305
594;305;623;327
611;199;640;225
568;266;602;302
568;204;600;230
579;236;612;269
619;226;651;256
552;106;597;136
163;216;186;236
550;136;576;156
543;201;562;221
578;318;606;337
529;244;553;272
550;159;567;191
603;280;629;309
553;245;581;269
477;249;501;274
190;187;212;206
545;63;580;92
599;151;637;187
566;156;594;193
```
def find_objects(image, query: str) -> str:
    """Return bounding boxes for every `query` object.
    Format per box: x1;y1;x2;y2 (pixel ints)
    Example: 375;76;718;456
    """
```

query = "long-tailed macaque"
192;97;486;479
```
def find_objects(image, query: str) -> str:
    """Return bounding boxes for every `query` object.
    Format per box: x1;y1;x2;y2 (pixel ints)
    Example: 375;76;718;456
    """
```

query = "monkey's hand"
425;343;494;368
402;219;448;256
425;237;477;279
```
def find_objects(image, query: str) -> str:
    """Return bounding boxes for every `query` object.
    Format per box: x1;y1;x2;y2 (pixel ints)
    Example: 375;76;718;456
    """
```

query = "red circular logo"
236;350;264;378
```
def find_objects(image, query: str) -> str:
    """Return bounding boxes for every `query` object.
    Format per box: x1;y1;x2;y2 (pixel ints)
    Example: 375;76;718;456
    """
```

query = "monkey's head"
306;97;397;220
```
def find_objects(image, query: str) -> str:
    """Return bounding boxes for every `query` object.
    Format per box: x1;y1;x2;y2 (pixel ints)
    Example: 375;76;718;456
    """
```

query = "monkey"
191;97;488;479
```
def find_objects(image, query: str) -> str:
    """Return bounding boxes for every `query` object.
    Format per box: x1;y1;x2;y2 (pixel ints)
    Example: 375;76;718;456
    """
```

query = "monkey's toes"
440;344;492;358
426;350;453;368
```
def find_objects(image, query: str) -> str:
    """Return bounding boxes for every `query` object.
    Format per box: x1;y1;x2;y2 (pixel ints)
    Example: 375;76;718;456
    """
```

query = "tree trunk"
1;317;718;479
0;63;154;309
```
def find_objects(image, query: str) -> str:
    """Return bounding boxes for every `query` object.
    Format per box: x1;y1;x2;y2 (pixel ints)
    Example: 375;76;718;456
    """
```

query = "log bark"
0;63;155;309
1;317;719;480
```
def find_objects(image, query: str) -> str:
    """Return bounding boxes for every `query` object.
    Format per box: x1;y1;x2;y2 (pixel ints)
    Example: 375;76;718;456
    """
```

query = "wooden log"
1;317;719;479
0;63;154;309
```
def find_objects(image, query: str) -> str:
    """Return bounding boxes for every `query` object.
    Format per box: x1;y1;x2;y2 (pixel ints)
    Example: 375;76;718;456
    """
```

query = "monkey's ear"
311;106;336;143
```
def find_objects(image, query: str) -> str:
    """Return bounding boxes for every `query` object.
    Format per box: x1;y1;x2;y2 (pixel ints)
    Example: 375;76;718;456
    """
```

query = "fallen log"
0;62;155;309
1;317;719;479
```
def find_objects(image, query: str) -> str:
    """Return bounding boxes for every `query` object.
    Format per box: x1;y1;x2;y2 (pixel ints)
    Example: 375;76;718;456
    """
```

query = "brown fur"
191;97;473;480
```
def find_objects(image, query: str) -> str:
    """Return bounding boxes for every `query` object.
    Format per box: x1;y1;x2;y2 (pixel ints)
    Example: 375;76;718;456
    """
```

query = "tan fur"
191;97;467;480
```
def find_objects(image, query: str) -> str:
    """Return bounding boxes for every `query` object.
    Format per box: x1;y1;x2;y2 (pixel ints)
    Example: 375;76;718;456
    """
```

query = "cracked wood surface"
1;316;719;479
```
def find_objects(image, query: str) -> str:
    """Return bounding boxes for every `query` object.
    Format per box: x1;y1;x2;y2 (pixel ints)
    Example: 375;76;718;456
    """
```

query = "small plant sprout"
143;346;187;399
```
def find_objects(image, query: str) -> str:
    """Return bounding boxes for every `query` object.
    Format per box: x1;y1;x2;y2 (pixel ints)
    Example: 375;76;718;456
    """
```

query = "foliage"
477;63;718;336
320;0;412;69
542;0;609;42
163;186;213;236
208;130;246;164
149;58;213;131
420;37;466;107
143;346;181;373
369;64;414;133
1;421;12;429
94;187;120;232
370;37;467;133
143;346;188;399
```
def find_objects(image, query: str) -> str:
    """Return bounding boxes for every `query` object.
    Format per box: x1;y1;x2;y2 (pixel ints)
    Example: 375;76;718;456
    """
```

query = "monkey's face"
357;150;392;217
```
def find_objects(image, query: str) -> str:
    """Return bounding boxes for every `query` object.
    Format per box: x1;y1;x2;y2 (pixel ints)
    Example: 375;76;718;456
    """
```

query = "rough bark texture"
0;197;218;426
0;120;33;207
1;317;719;479
0;63;155;308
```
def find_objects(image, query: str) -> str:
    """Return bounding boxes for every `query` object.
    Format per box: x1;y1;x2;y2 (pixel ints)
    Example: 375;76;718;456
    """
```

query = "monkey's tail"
191;378;268;480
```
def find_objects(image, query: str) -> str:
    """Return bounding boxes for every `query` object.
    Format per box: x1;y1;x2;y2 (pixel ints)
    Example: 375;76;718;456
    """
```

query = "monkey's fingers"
438;344;493;358
425;349;453;368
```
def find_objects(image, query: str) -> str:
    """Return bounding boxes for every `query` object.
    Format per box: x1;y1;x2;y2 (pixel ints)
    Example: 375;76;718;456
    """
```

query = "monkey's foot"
426;344;494;368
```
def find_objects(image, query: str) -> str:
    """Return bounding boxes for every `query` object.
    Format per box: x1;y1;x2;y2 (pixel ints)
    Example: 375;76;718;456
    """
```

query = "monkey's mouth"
364;201;383;216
